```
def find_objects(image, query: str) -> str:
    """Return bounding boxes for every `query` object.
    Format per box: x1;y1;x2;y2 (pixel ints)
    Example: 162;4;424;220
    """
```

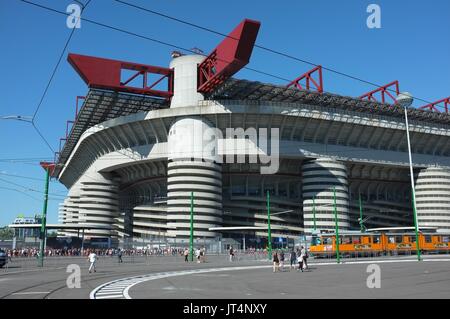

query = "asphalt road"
1;255;449;299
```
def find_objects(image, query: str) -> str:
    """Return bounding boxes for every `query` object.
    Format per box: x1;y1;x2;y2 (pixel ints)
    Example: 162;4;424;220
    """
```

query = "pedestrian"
289;248;297;271
88;251;98;273
298;246;306;272
272;251;279;273
117;249;123;263
200;247;206;263
184;248;189;262
195;248;201;263
302;245;309;270
229;246;234;262
279;250;285;272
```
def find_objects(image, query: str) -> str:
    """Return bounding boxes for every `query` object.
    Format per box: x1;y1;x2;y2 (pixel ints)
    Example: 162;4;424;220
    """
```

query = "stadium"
53;19;450;247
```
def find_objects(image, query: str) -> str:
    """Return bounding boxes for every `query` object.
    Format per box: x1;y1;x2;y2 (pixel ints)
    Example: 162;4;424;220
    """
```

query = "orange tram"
309;227;450;258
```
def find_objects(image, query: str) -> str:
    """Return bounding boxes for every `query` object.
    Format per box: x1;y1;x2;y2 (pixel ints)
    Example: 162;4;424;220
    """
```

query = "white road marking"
12;291;51;295
90;258;450;299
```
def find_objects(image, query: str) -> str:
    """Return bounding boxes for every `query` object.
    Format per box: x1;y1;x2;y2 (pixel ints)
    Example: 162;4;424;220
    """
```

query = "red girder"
75;96;85;118
68;54;174;99
286;65;323;93
59;138;67;154
197;19;261;94
53;152;60;164
40;162;56;175
420;97;450;113
360;80;400;104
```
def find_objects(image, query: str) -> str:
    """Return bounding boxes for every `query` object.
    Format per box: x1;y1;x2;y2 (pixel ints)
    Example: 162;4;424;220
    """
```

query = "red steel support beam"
54;152;60;164
75;96;85;118
419;97;450;113
360;80;400;104
286;65;323;93
66;121;74;139
59;138;67;154
197;19;261;94
40;162;56;175
68;54;174;99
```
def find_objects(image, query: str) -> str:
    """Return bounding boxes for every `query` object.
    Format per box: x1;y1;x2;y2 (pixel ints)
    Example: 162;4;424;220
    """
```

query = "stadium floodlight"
396;92;421;261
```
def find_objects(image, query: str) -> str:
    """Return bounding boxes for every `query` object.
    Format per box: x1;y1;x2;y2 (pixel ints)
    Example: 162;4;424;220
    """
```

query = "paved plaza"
1;254;450;299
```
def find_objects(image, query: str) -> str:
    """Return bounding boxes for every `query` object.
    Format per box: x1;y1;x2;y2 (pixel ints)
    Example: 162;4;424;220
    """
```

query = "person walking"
297;246;307;272
117;249;123;263
88;251;98;273
200;247;206;263
229;246;234;262
279;250;285;272
272;251;279;273
184;248;189;262
195;248;201;263
302;245;309;270
289;248;297;271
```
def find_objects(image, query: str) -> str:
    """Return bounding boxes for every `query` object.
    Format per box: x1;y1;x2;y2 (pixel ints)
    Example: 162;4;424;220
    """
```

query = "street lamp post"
396;92;421;261
312;195;317;231
359;193;364;233
38;162;54;267
267;191;272;261
333;187;341;264
189;192;194;262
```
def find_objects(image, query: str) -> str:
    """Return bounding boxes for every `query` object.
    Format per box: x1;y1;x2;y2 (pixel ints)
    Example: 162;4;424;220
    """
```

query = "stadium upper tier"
53;79;450;178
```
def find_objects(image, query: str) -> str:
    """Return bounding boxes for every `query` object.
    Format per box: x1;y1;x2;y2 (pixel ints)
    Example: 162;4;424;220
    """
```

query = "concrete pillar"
302;157;350;235
169;54;205;108
167;117;223;239
415;167;450;230
77;172;120;240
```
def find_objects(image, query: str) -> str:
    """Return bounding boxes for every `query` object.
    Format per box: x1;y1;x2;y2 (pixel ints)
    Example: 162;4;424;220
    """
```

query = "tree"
47;231;58;238
0;227;15;240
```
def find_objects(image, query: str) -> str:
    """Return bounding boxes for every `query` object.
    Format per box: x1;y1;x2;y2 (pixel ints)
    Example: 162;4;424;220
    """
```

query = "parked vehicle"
0;249;7;268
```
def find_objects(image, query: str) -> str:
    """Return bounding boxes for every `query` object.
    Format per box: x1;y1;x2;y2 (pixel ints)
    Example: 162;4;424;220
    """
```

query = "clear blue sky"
0;0;449;226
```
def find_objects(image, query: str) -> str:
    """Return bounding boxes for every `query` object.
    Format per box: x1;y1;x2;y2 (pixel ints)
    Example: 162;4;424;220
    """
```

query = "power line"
112;0;446;110
0;177;67;198
11;0;92;155
17;0;291;83
31;0;92;122
0;172;44;181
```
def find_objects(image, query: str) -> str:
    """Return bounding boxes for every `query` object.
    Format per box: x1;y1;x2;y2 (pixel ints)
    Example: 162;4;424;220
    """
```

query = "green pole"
313;196;317;231
189;192;194;262
38;166;50;267
333;187;341;264
411;188;422;261
267;190;272;261
359;193;364;233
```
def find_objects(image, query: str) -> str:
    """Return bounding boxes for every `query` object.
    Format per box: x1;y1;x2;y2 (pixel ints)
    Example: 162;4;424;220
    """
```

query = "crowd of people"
272;246;309;273
3;246;207;260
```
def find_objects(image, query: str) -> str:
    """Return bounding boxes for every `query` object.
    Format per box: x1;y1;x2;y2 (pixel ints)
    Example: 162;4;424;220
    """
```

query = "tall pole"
404;106;422;261
333;187;341;264
359;193;364;233
38;165;51;267
312;195;317;231
267;191;272;260
189;192;194;262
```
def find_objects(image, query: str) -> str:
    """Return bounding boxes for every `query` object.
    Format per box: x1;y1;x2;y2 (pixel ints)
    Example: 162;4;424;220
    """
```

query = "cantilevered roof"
54;79;450;178
208;78;450;125
53;89;169;177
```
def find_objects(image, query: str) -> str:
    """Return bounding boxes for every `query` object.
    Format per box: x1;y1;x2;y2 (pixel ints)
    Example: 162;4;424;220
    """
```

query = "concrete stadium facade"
55;54;450;246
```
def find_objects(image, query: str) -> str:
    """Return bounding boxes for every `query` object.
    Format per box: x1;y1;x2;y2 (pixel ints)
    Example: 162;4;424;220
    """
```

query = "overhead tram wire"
112;0;447;110
18;0;291;83
20;0;445;110
0;177;67;198
13;0;92;154
14;0;450;186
